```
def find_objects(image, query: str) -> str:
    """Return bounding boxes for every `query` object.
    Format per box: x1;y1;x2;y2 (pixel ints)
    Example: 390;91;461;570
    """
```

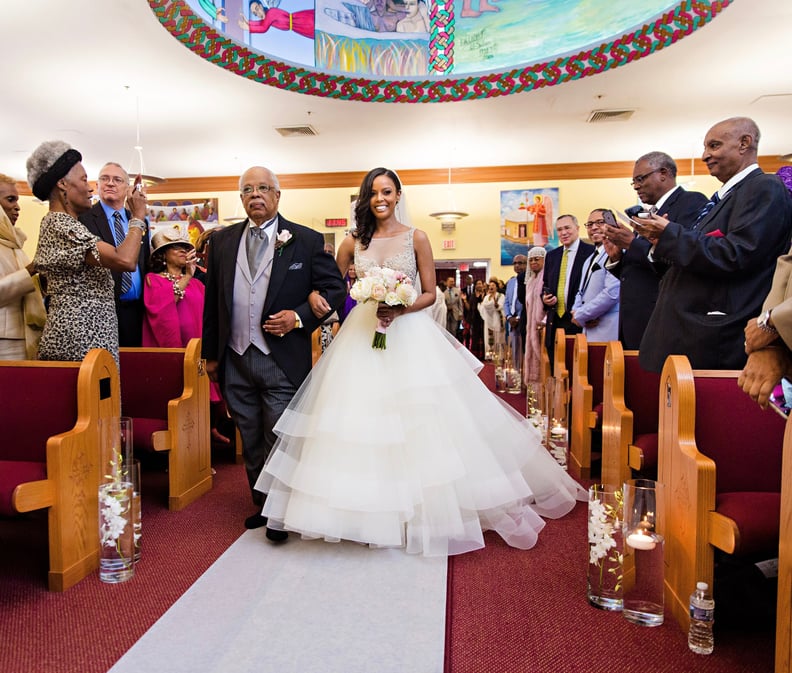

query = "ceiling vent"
586;109;635;123
275;124;318;137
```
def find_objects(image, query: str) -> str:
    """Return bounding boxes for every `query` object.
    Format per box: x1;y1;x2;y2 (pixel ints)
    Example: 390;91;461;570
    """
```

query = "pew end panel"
2;348;121;591
569;335;607;480
120;339;212;512
601;341;633;489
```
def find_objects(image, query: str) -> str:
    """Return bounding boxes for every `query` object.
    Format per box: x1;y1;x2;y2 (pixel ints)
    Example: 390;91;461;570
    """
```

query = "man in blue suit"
603;152;708;349
634;117;792;372
202;166;346;537
571;210;620;342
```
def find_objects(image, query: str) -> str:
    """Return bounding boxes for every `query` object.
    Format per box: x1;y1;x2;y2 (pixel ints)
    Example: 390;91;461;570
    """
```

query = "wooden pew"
600;342;661;488
778;411;792;673
0;348;120;591
119;338;212;511
659;355;785;632
569;334;607;480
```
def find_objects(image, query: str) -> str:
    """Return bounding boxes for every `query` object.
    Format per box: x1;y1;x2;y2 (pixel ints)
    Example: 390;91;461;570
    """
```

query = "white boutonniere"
274;230;293;256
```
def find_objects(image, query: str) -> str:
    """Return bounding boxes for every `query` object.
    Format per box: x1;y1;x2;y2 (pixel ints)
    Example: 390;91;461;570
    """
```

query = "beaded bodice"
354;228;417;284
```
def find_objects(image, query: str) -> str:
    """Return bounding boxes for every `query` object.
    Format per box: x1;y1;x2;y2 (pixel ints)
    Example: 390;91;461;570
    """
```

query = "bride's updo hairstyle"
353;167;402;249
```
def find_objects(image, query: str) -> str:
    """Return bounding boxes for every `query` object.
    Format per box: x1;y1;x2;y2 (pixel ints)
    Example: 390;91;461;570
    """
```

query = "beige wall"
15;173;720;275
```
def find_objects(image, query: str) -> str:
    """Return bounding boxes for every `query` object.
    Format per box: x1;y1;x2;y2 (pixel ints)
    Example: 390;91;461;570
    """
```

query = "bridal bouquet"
349;266;417;349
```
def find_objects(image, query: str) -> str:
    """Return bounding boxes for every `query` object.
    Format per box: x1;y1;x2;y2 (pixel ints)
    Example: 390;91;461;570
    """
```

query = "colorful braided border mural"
149;0;731;103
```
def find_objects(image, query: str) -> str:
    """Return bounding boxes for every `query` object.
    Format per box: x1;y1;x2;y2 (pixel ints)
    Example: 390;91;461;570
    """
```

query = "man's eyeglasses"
585;219;606;228
98;175;127;185
630;169;661;187
241;184;276;196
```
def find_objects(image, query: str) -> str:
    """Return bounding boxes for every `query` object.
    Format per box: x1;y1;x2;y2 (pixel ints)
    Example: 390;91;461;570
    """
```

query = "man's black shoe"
265;527;288;543
244;513;268;529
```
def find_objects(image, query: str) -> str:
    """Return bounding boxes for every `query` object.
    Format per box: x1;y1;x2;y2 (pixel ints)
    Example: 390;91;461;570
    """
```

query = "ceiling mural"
150;0;730;103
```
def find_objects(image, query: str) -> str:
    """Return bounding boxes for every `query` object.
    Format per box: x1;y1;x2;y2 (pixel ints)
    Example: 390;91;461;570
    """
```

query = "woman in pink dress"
143;230;230;443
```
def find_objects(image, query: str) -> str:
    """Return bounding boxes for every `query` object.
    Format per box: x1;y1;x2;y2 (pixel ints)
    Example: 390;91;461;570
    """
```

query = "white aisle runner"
109;530;447;673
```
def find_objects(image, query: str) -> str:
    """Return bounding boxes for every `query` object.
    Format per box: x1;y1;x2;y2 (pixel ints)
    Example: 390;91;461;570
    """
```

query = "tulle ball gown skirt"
257;301;584;556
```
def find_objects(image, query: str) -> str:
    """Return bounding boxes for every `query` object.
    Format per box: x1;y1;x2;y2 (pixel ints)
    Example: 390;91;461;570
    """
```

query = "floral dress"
33;211;118;362
257;228;585;556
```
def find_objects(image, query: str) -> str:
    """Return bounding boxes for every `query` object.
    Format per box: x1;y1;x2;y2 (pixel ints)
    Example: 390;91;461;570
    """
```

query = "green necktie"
556;248;569;317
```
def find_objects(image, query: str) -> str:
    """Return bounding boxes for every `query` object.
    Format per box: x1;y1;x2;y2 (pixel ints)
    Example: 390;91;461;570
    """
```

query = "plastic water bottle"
688;581;715;654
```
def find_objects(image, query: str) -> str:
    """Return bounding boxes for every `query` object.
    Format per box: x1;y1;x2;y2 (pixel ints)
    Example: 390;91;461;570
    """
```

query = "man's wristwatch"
757;309;778;335
293;311;303;329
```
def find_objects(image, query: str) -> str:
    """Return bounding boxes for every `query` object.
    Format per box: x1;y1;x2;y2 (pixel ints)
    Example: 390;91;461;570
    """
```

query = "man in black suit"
79;162;150;346
603;151;708;349
202;166;346;538
636;117;792;372
541;214;595;365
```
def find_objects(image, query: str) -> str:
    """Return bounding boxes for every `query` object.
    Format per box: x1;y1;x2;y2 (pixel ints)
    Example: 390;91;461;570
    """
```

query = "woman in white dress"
256;167;585;556
478;280;505;360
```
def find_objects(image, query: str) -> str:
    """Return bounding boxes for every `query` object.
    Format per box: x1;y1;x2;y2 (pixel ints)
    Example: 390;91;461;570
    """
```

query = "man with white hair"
79;162;151;346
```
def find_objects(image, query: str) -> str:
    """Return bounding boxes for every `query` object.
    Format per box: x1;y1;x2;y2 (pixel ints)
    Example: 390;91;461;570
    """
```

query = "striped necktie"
693;192;720;228
112;211;133;294
556;248;569;317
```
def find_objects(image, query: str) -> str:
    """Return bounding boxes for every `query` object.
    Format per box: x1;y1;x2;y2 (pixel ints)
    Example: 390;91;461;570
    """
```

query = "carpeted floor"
0;368;776;673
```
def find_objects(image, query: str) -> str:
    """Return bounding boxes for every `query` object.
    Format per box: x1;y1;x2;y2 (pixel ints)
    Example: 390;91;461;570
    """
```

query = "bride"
256;167;585;556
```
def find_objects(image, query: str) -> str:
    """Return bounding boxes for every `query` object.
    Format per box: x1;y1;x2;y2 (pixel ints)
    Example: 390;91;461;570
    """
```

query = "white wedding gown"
256;229;585;556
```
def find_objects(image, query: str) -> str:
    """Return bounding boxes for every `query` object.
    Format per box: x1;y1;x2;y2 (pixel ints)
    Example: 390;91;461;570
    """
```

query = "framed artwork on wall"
148;198;220;247
499;188;560;265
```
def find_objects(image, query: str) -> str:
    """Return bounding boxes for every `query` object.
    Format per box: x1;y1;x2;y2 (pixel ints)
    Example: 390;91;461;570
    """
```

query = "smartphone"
625;205;651;219
133;174;143;192
602;209;618;227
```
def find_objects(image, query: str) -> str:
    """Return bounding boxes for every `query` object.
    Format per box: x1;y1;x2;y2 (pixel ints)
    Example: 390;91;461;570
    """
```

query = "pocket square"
288;262;303;270
705;229;724;238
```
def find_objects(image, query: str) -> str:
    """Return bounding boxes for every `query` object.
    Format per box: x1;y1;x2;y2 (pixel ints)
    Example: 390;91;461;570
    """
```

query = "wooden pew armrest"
708;510;739;554
628;444;643;471
13;479;56;512
152;429;172;452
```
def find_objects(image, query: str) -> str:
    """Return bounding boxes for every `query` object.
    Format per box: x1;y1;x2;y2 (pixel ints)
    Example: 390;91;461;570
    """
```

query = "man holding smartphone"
603;151;707;349
80;162;151;346
630;117;792;372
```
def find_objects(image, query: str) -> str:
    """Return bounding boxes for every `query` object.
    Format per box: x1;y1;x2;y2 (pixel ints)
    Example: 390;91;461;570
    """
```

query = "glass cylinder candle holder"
545;376;569;469
587;483;624;611
622;479;665;626
98;417;135;583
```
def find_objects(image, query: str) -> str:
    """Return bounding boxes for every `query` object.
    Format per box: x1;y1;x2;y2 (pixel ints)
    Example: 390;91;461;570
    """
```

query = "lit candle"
626;529;657;551
550;424;567;438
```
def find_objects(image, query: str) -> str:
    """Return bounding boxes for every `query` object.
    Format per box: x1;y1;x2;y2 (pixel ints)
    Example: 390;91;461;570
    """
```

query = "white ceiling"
3;0;791;183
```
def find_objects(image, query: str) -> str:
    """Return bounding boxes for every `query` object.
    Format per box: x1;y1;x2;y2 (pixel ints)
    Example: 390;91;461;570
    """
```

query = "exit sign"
442;239;456;250
325;218;347;227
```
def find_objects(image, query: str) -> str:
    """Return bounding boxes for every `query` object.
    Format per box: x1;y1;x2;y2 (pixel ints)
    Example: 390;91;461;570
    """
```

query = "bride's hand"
376;304;404;326
308;290;330;318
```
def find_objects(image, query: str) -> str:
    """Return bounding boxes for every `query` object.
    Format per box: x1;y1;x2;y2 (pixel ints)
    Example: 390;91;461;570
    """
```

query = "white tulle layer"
257;301;585;557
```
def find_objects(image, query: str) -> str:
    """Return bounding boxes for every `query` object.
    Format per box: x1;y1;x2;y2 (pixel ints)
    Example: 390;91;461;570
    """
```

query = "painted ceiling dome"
150;0;730;103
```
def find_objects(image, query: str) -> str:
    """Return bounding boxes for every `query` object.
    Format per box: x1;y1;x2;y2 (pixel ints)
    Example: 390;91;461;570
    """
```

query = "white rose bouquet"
349;266;418;349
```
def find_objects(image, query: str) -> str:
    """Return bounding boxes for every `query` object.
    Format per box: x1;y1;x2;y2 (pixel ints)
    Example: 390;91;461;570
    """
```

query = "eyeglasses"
585;219;606;228
630;169;661;187
241;184;276;196
98;175;127;185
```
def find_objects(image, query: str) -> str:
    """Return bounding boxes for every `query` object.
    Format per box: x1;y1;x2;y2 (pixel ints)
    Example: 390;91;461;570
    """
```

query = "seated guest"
0;174;46;359
571;210;619;342
636;117;792;372
338;264;358;323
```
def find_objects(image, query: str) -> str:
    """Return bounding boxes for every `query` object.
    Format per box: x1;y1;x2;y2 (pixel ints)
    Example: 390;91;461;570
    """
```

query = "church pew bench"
659;355;785;632
600;342;661;488
0;348;120;591
569;334;608;480
119;338;212;511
